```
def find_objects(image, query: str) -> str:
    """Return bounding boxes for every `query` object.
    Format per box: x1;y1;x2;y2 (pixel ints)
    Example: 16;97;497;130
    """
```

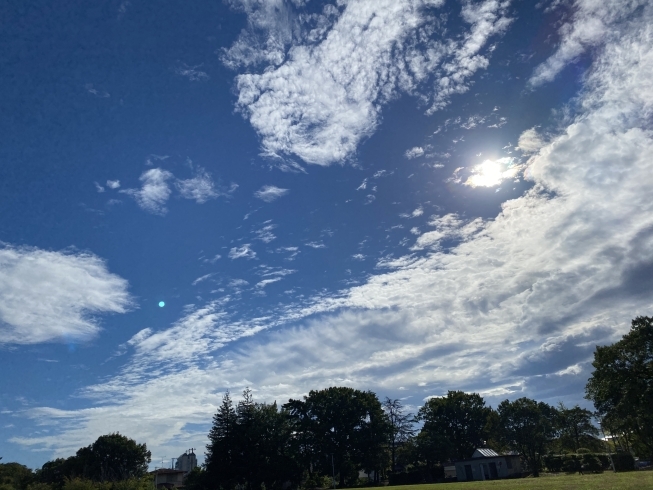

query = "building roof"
473;448;500;458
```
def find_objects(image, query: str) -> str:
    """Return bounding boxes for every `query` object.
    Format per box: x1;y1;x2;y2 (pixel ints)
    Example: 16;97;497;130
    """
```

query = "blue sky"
1;0;652;470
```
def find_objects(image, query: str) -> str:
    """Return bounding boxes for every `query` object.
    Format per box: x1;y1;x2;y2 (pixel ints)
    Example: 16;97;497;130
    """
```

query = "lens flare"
158;301;165;307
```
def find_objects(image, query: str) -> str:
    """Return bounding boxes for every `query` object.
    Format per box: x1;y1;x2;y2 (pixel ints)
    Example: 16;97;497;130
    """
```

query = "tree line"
2;316;651;490
190;316;652;488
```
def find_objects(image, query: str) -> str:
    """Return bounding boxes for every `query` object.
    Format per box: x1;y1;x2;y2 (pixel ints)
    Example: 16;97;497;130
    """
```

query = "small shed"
453;448;521;481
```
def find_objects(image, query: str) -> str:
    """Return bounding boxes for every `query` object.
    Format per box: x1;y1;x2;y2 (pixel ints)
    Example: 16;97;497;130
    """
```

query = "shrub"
562;456;581;474
581;455;603;473
611;453;636;472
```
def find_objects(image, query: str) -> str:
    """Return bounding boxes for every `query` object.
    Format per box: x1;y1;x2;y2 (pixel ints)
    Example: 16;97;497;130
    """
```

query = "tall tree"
205;391;238;489
284;387;390;487
382;398;415;473
206;389;300;490
417;391;490;462
556;403;599;452
498;398;558;477
586;316;653;458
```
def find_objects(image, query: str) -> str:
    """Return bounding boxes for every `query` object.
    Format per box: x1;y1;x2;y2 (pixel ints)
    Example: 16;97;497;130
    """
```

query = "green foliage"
382;398;415;473
36;435;150;485
182;467;208;490
60;477;150;490
284;386;390;488
586;316;653;459
498;397;559;477
0;463;34;490
556;403;599;453
611;453;636;472
417;391;490;462
205;388;303;490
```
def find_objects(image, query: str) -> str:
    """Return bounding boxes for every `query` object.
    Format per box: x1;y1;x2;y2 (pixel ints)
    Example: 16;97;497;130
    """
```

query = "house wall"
454;456;521;481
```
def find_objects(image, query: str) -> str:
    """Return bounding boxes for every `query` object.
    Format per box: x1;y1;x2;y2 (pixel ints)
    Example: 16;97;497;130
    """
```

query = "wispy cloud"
228;244;257;260
0;245;132;344
254;185;289;202
175;166;222;204
174;63;210;82
529;0;646;86
106;180;121;189
253;223;277;243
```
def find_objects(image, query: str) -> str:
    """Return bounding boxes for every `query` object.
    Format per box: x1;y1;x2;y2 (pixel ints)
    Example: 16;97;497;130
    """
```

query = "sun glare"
465;158;519;188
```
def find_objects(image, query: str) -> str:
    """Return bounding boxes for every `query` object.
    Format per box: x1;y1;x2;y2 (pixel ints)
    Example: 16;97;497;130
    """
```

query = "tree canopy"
586;316;653;459
498;397;559;477
417;391;490;462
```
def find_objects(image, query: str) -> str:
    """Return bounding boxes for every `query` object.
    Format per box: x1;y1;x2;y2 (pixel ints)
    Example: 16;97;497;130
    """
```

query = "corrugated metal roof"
473;448;500;458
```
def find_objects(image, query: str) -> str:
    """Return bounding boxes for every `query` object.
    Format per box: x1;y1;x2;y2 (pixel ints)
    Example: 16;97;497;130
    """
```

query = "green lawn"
375;472;653;490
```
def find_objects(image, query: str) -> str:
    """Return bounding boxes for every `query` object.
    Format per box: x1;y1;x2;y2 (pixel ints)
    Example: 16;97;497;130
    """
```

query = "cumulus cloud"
229;0;512;165
106;180;121;189
517;128;545;154
121;168;173;215
0;245;131;344
254;185;289;202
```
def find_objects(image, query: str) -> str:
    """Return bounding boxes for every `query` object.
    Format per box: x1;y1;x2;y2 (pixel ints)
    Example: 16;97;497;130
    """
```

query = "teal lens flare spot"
158;301;165;308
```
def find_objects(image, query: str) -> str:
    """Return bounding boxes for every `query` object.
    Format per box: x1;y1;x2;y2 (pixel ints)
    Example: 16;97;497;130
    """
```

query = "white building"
453;448;521;481
175;449;198;474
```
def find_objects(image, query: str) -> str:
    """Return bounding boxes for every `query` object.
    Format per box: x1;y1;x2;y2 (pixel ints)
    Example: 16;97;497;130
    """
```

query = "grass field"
378;472;653;490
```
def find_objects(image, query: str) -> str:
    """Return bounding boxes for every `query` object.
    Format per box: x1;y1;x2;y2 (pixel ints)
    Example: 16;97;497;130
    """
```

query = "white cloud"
401;206;424;219
94;182;105;193
305;241;326;249
175;64;210;82
192;274;215;286
517;128;545;154
176;167;221;204
253;223;277;243
0;245;131;344
121;168;173;215
229;0;512;165
405;147;425;159
256;278;282;288
529;0;646;86
228;244;257;260
254;185;289;202
106;180;121;189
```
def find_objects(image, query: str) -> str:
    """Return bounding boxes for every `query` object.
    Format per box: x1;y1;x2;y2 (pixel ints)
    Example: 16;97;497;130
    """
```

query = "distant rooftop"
473;448;500;458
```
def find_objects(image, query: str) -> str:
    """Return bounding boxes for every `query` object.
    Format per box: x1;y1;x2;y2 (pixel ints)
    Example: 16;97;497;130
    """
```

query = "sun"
465;158;519;188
